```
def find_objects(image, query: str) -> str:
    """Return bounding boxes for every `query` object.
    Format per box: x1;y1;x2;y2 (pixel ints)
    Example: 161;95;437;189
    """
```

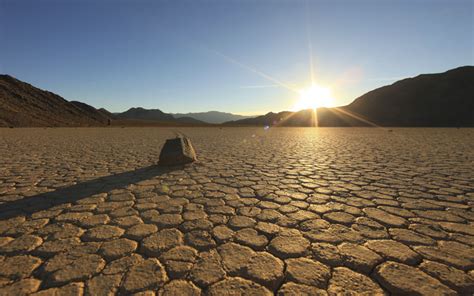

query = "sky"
1;0;473;115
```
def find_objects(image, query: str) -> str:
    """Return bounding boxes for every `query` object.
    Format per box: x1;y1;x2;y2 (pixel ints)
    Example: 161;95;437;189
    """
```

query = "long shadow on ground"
0;164;180;220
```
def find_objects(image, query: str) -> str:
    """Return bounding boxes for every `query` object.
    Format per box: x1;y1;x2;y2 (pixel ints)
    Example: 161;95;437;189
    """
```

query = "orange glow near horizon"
292;84;334;111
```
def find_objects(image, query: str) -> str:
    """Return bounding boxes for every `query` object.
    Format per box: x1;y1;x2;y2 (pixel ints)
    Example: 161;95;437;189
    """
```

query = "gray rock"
159;137;197;166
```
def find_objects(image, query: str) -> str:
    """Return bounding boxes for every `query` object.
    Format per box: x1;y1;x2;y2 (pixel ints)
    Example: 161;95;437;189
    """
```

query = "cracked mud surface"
0;127;473;295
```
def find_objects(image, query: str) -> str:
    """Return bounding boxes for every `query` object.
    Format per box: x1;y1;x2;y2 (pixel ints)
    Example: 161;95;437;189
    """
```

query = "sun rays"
208;4;383;129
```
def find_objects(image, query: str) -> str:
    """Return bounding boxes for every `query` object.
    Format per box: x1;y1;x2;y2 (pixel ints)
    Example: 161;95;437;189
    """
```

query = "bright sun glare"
293;84;334;111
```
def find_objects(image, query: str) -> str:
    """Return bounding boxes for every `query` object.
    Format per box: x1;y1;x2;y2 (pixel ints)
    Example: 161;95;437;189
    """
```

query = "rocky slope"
0;76;207;127
226;66;474;127
0;75;110;127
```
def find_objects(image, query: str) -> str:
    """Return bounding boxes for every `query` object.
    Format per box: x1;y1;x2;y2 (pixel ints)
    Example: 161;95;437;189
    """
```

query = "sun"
293;84;334;111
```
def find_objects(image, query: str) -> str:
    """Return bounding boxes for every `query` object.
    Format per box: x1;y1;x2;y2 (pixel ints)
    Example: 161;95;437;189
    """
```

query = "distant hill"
173;111;253;124
333;65;474;126
70;101;111;123
223;110;315;126
0;75;110;127
115;107;207;125
226;66;474;127
2;66;472;127
115;107;175;122
97;108;116;119
0;76;208;127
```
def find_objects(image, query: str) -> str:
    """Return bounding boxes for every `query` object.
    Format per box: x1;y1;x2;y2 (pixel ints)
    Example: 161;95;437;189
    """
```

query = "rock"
158;280;201;296
234;228;268;250
99;238;138;260
32;282;84;296
0;234;43;254
285;257;330;288
160;246;198;278
78;214;110;227
363;208;407;227
133;291;155;296
189;250;225;287
374;261;456;295
207;277;272;296
180;219;213;232
0;255;42;279
125;223;158;240
414;246;473;270
338;243;383;274
310;243;343;267
102;254;144;275
323;211;355;225
152;214;183;228
419;260;474;294
0;237;13;247
365;239;421;265
305;224;364;244
163;260;193;279
34;238;81;257
159;137;197;166
141;229;183;256
5;218;49;236
328;267;384;295
0;278;41;295
86;274;122;295
352;217;388;239
122;258;168;293
300;219;330;231
388;228;435;246
55;212;92;223
37;223;84;240
439;222;474;236
228;216;257;229
255;222;280;236
268;235;309;259
244;252;284;290
111;214;141;226
184;230;216;251
82;225;124;241
277;282;327;295
43;253;105;285
160;246;198;262
212;225;234;242
218;242;255;275
409;223;449;239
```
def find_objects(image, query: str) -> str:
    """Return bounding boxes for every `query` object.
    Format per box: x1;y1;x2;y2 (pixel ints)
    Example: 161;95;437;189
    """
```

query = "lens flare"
293;84;334;111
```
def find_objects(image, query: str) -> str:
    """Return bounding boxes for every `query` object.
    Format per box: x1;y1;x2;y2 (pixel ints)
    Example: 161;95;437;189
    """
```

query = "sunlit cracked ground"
0;127;473;295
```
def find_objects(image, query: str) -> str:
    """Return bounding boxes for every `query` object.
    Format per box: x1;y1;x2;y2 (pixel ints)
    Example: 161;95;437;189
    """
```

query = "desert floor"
0;127;473;295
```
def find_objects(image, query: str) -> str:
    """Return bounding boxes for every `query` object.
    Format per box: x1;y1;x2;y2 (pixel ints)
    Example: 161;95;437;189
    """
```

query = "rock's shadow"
0;164;180;220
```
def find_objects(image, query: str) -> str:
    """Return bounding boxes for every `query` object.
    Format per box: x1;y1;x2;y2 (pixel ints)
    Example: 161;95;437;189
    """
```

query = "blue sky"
1;0;472;114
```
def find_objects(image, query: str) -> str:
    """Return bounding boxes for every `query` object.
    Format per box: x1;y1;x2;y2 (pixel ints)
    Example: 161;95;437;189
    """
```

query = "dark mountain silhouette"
223;110;315;126
226;66;474;127
97;108;116;119
0;74;110;127
70;101;111;123
0;76;208;127
115;107;207;125
173;111;253;124
174;116;207;124
115;107;175;122
2;66;472;127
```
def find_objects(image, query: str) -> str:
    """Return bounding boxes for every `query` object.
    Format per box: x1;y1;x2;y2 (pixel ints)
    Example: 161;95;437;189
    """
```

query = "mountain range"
225;66;474;127
1;66;473;127
173;111;253;124
114;107;207;125
0;75;109;127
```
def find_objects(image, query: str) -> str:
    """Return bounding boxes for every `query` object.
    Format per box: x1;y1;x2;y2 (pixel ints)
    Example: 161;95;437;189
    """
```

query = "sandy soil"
0;127;473;295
